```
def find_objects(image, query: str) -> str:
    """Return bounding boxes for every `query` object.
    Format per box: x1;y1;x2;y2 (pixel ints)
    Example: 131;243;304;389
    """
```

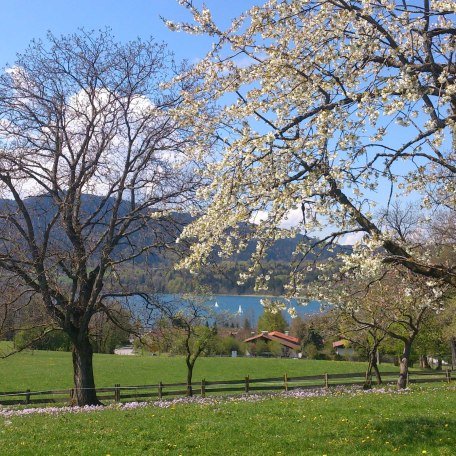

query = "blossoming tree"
308;260;446;388
169;0;455;291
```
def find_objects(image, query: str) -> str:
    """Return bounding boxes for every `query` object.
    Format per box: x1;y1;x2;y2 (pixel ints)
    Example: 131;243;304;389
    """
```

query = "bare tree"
336;312;386;388
0;30;200;405
145;295;216;396
0;277;49;348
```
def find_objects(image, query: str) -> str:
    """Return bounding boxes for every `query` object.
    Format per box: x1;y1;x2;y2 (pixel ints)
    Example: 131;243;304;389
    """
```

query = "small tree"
336;311;386;387
89;304;132;354
150;295;216;396
290;315;324;352
311;264;446;388
257;304;288;332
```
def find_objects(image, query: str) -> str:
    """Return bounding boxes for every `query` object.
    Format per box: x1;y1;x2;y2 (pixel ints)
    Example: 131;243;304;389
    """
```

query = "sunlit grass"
0;346;380;391
0;385;454;455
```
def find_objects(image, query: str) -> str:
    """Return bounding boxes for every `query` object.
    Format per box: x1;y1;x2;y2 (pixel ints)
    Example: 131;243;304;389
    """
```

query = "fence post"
158;381;163;400
70;388;75;404
201;379;206;397
324;373;329;388
406;372;410;387
25;389;31;405
284;373;288;392
245;375;250;393
114;384;121;402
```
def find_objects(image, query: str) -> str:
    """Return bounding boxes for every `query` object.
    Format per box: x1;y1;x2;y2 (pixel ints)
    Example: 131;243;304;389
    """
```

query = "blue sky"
0;0;435;242
0;1;257;66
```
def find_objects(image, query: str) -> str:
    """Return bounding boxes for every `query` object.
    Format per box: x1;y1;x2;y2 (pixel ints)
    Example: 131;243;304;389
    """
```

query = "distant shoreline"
211;294;309;300
212;294;278;298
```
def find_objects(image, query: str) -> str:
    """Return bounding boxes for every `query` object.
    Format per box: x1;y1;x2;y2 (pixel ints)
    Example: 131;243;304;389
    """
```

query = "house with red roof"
332;339;355;357
244;331;301;357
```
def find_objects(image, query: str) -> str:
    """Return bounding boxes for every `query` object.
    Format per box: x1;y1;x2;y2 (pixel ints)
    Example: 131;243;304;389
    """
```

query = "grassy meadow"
0;385;454;455
1;343;454;455
0;343;377;392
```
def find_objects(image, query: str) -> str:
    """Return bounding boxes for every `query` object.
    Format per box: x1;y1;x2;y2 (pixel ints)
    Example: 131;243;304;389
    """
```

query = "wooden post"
284;373;288;392
406;372;410;387
324;373;329;388
158;381;163;400
25;389;30;405
70;388;75;404
449;370;452;383
245;375;250;393
114;384;121;402
201;379;206;397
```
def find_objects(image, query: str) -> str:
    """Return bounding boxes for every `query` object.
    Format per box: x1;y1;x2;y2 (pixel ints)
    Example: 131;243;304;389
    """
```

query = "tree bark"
450;337;456;369
435;357;442;371
364;362;373;389
186;358;194;397
420;355;431;369
372;350;382;385
72;334;101;406
365;347;382;388
397;341;412;389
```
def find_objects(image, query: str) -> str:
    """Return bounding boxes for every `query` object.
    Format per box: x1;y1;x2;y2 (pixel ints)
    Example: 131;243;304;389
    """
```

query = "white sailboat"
237;304;243;314
214;301;219;308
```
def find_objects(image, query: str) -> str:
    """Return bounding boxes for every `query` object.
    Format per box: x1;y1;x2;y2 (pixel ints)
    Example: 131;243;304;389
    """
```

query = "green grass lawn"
0;344;379;392
1;385;454;455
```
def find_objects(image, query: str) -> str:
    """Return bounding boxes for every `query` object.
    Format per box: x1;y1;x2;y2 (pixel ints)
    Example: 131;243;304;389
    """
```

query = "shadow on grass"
371;416;455;450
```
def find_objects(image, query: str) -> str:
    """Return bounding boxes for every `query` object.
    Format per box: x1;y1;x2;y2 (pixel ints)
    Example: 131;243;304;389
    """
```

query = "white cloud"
249;210;269;225
249;207;303;229
340;231;365;245
279;207;303;229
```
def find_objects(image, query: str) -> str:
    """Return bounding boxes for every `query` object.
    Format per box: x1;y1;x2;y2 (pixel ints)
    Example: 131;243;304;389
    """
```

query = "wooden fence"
0;369;451;407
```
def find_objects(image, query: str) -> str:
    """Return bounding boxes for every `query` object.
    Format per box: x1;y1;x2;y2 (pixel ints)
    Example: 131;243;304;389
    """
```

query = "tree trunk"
72;334;101;406
423;356;431;369
372;363;382;385
450;338;456;369
364;356;373;390
372;349;382;385
186;358;194;397
435;357;442;371
365;347;382;388
420;355;431;369
397;341;412;389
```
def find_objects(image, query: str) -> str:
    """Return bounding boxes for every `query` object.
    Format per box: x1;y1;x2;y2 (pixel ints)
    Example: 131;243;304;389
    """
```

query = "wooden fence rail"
0;369;451;407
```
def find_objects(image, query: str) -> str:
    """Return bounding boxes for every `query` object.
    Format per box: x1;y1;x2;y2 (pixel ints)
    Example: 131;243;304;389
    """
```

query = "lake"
158;294;322;326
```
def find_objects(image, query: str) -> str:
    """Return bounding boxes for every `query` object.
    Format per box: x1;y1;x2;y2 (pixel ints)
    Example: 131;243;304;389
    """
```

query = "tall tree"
169;1;456;291
0;31;199;405
257;307;288;332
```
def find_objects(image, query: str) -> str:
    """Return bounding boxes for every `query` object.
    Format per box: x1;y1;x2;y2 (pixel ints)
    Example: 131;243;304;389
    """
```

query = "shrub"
14;328;71;351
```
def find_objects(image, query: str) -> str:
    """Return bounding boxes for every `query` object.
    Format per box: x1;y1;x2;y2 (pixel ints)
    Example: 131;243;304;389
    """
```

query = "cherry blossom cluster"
166;0;455;293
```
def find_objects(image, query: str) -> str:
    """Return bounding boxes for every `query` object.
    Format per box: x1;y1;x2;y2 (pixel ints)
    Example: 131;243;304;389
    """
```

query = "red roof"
269;331;300;344
244;331;301;350
332;340;347;348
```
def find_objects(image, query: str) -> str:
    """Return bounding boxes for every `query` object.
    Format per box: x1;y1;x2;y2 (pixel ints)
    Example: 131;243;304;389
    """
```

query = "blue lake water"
159;294;322;325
